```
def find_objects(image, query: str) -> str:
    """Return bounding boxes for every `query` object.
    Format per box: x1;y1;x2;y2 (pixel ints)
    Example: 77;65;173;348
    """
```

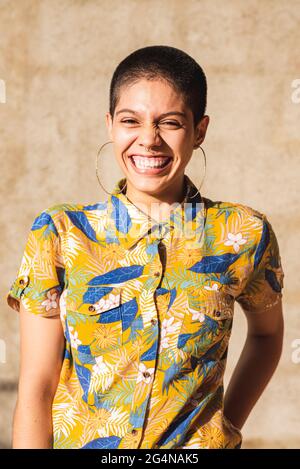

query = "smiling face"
106;78;209;204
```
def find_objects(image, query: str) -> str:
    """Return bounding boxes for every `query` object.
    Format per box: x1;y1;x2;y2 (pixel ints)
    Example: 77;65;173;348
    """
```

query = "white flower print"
224;232;247;253
92;355;109;374
41;289;59;311
159;335;170;353
68;325;82;349
59;289;67;322
182;443;201;449
94;292;120;313
204;283;220;291
136;363;155;384
158;317;178;352
161;317;177;335
190;309;205;322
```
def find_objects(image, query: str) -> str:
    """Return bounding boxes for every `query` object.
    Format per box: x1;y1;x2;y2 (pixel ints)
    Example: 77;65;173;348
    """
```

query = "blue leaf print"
31;211;58;237
177;332;193;349
178;318;218;350
88;265;144;286
157;399;208;446
122;298;138;331
127;315;144;342
141;340;158;362
156;287;169;296
196;359;217;381
168;288;177;309
83;202;107;211
77;352;96;365
81;436;121;449
265;268;282;293
65;317;71;345
200;315;220;334
129;399;148;428
75;362;91;403
77;344;91;355
254;218;270;269
97;307;122;324
162;363;180;393
82;286;113;304
155;288;176;311
183;202;198;222
190;341;221;370
146;242;159;256
64;348;71;360
188;252;242;274
65;210;98;243
111;195;132;234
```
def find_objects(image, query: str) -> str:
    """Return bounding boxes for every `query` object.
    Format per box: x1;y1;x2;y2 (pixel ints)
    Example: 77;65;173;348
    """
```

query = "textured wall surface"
0;0;299;449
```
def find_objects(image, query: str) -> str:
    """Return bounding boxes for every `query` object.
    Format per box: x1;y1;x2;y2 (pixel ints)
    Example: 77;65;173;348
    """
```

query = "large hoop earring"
95;141;206;198
187;145;206;199
95;141;127;195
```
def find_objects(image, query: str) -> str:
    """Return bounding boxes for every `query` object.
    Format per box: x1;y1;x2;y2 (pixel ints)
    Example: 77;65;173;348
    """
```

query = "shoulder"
41;201;108;218
202;196;271;247
31;201;108;234
203;196;266;221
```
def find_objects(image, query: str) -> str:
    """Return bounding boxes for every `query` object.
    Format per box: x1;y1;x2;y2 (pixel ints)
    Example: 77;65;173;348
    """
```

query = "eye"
121;119;137;124
161;121;181;127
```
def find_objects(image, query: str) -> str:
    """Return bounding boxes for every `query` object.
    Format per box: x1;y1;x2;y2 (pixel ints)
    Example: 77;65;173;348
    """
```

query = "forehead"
116;78;188;114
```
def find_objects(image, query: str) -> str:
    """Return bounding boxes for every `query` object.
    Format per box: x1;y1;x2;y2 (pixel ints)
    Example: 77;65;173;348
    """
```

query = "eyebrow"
115;109;187;119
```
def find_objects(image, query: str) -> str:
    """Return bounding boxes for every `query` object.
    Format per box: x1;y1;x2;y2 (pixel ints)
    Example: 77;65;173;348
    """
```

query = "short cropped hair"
109;45;207;128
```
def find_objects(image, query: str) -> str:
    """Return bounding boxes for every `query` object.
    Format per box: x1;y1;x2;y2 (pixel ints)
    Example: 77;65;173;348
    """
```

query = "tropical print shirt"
6;175;285;449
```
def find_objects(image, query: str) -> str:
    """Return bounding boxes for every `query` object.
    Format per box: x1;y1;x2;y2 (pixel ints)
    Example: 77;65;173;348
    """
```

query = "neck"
123;175;187;223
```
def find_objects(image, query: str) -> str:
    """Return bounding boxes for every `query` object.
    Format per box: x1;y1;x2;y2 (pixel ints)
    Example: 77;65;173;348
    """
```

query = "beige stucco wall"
0;0;299;449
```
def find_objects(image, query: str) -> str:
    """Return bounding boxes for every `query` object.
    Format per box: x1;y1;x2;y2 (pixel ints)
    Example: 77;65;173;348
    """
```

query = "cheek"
169;135;193;159
113;126;136;142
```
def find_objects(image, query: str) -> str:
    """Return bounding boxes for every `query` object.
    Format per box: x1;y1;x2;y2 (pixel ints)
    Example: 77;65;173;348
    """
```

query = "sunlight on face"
106;78;208;201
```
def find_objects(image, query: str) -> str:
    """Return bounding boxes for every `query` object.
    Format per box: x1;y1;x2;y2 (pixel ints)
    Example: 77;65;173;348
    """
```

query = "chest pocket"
65;285;124;356
177;287;235;359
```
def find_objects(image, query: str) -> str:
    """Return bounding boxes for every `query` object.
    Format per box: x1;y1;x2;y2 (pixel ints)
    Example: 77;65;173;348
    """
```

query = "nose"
138;124;161;150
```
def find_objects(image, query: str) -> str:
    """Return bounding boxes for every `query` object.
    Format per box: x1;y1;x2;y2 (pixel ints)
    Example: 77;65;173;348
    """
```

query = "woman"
6;45;285;449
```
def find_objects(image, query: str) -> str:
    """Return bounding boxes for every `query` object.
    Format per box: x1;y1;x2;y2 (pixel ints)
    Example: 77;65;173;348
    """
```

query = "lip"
128;155;173;175
129;154;173;158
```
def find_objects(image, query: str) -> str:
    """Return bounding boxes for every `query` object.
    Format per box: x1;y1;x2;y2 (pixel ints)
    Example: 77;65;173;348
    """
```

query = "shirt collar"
105;174;206;251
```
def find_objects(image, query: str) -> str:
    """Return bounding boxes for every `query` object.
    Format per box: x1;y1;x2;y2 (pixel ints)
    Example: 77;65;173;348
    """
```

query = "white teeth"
131;156;171;169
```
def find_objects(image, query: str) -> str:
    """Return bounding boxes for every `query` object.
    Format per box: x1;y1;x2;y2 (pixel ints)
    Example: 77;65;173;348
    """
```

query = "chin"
126;176;171;194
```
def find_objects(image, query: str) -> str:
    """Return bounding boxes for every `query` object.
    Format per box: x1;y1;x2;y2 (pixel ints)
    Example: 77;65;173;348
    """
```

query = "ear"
105;112;113;141
194;115;210;148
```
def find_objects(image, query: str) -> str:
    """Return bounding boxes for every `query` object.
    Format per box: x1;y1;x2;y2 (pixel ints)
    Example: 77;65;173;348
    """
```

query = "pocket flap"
66;286;122;316
187;288;234;321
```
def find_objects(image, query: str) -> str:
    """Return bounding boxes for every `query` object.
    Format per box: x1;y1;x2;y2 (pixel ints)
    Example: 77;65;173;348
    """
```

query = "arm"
223;299;284;431
12;300;65;449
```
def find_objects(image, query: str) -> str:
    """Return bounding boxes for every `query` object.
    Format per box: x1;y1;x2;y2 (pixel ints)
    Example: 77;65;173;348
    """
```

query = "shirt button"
88;305;96;312
151;318;157;325
154;271;160;277
143;371;151;378
131;429;138;435
19;276;28;285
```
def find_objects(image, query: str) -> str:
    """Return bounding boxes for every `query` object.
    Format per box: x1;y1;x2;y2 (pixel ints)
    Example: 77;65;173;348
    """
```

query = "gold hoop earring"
187;145;206;199
95;141;127;195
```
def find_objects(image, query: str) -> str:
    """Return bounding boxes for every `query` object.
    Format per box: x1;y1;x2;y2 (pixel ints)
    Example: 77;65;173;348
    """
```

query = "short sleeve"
5;209;66;318
235;214;285;313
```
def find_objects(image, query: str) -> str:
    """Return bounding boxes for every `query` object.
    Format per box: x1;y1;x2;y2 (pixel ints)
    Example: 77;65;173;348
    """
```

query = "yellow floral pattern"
5;175;284;449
